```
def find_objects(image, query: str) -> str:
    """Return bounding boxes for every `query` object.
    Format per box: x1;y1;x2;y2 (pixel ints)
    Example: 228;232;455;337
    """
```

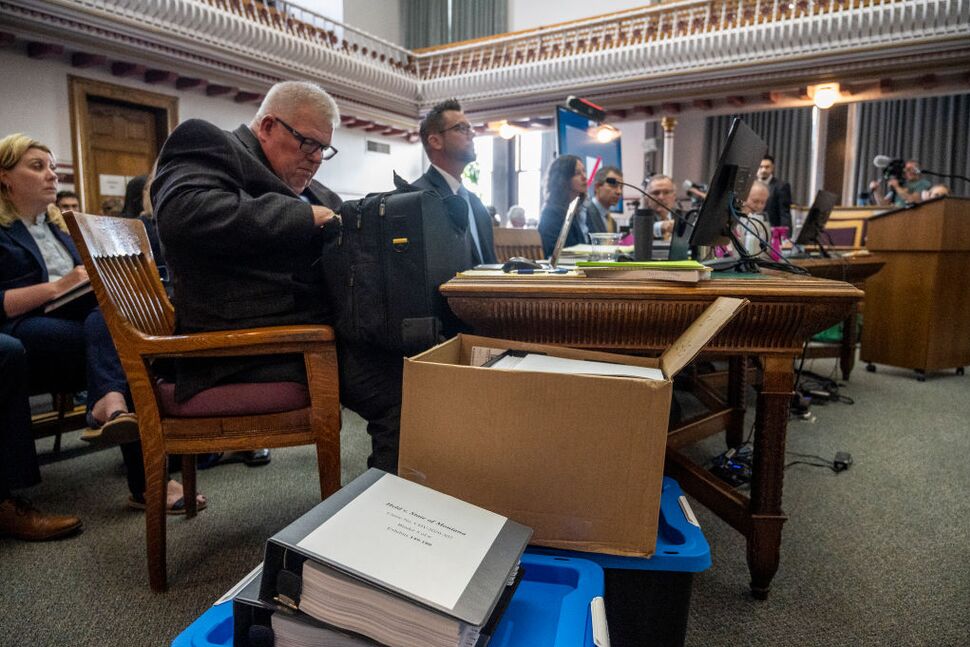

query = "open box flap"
660;297;748;378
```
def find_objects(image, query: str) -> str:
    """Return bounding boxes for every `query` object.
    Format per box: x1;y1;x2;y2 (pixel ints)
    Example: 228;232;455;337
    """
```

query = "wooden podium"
861;196;970;378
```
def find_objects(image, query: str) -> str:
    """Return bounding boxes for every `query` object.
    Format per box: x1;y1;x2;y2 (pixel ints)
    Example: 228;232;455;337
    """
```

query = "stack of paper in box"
577;260;713;283
257;469;531;647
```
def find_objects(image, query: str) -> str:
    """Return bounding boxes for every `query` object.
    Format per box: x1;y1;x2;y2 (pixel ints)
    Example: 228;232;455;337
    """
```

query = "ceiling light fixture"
809;82;840;110
590;123;620;143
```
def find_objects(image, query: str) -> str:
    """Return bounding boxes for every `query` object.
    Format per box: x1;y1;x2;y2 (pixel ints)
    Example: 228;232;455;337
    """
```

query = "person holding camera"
869;160;931;206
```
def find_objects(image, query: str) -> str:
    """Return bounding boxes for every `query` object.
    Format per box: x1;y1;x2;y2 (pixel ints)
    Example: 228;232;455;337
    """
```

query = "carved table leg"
747;354;793;599
840;308;858;380
725;356;747;448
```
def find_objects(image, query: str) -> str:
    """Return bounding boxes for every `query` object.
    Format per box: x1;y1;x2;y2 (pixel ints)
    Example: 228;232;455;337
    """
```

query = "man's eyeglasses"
439;122;474;136
275;117;338;160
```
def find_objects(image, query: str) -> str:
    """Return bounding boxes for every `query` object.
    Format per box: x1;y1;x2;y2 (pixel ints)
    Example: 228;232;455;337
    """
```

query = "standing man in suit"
588;166;622;233
757;155;792;231
412;100;496;266
152;81;403;473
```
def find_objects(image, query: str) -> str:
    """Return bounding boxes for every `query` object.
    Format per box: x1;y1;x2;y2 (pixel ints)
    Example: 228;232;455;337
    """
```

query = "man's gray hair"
749;179;770;194
645;174;673;190
253;81;340;127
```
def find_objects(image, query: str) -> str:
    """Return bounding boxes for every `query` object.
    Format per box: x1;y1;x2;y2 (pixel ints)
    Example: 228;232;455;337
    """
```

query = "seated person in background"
54;190;79;213
925;183;949;200
0;133;202;513
121;175;148;219
412;99;496;266
588;166;622;234
643;174;678;240
0;333;82;541
537;155;590;257
507;205;526;228
152;81;403;473
100;197;122;217
757;155;793;231
869;160;931;206
743;180;770;217
487;206;500;227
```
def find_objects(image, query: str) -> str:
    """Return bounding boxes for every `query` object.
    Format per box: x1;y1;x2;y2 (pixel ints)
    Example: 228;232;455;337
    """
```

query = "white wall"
343;0;403;46
510;0;650;31
671;113;707;188
0;49;422;199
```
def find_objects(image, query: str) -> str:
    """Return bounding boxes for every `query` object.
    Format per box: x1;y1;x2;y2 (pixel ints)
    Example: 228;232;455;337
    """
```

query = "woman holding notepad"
0;133;203;517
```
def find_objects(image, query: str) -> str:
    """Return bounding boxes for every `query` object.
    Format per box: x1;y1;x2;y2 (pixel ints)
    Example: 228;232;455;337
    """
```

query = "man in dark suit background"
757;155;792;231
412;100;497;266
152;81;403;472
588;166;622;233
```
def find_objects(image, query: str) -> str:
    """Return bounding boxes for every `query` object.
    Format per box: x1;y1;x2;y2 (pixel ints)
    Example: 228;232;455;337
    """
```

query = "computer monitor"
690;119;767;248
793;190;839;252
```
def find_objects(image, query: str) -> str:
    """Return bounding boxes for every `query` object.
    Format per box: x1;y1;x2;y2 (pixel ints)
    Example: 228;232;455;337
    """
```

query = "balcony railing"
201;0;416;74
6;0;967;121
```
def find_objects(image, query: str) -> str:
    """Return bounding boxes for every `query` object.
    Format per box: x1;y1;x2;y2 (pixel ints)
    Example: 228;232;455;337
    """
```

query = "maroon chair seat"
155;381;310;418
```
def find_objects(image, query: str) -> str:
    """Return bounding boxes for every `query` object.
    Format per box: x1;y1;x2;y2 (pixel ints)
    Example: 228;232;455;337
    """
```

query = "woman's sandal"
127;493;208;516
81;410;139;445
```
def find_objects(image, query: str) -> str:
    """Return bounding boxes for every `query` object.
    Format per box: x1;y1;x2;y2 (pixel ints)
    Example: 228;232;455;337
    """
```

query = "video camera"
882;159;906;183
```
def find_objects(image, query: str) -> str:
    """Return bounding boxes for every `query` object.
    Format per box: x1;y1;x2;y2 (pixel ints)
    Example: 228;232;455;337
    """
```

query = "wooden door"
87;100;159;216
69;76;178;215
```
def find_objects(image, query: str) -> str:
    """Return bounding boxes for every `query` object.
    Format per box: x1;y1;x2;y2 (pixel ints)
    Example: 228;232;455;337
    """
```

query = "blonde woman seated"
0;133;203;514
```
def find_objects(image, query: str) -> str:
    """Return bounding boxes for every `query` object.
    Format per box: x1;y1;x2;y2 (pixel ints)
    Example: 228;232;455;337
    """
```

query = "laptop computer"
476;196;584;271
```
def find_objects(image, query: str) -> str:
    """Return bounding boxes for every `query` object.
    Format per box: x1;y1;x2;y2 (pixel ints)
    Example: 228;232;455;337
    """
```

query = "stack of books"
232;469;531;647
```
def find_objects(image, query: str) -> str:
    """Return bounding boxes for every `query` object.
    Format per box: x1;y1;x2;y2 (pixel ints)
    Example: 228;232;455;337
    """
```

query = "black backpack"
321;173;472;355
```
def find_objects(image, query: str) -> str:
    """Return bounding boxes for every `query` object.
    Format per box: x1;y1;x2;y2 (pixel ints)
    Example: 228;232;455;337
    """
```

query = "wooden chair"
492;228;544;263
64;212;342;592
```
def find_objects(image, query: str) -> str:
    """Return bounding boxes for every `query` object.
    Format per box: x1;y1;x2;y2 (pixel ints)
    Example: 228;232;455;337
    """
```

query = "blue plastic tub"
172;552;604;647
529;476;711;647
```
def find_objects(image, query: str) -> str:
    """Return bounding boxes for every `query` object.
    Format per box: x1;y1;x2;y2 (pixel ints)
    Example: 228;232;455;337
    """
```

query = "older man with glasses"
152;81;404;473
412;99;497;266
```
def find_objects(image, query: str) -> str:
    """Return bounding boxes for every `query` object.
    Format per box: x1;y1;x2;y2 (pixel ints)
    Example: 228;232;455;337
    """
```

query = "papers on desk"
456;269;584;279
486;351;665;381
560;243;634;257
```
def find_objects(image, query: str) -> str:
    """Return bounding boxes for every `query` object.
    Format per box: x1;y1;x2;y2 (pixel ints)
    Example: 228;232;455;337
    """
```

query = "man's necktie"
458;185;484;263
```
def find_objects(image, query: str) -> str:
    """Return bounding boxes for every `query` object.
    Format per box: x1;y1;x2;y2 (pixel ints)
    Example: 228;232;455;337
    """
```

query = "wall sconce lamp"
809;82;840;110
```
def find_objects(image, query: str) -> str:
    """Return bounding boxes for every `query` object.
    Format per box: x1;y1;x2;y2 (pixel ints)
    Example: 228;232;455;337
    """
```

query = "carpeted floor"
1;354;968;646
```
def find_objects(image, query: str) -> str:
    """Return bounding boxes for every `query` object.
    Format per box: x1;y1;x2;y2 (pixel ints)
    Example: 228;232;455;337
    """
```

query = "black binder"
259;469;531;635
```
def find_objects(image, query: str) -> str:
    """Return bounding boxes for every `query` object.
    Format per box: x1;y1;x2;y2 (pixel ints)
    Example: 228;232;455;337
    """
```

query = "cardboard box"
399;297;746;557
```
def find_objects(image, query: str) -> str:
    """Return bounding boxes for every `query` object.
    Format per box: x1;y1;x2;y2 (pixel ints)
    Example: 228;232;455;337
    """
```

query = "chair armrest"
132;325;337;360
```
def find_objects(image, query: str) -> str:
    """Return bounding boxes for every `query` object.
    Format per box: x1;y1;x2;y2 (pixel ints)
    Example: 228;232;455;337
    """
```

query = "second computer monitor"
793;190;839;246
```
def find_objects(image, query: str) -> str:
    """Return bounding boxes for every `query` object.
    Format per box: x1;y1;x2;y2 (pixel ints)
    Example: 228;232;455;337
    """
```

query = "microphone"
873;155;898;169
682;179;708;192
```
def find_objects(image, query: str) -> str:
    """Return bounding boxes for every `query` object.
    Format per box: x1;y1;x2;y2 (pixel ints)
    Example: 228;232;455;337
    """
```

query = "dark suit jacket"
538;201;587;258
765;177;793;230
151;120;341;399
412;166;496;265
0;219;82;327
586;199;610;235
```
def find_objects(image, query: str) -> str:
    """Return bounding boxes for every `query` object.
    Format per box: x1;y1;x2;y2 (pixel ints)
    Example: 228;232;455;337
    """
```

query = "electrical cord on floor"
785;459;838;471
785;451;853;473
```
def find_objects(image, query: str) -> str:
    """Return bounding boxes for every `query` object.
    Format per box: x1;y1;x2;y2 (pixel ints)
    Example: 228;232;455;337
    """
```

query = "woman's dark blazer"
0;219;81;328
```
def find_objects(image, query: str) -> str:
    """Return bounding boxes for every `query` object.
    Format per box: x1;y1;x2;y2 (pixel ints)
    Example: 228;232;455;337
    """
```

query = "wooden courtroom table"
441;271;862;599
791;254;885;379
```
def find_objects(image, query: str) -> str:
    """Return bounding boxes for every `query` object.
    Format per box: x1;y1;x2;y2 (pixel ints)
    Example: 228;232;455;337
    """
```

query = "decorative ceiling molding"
3;0;969;133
